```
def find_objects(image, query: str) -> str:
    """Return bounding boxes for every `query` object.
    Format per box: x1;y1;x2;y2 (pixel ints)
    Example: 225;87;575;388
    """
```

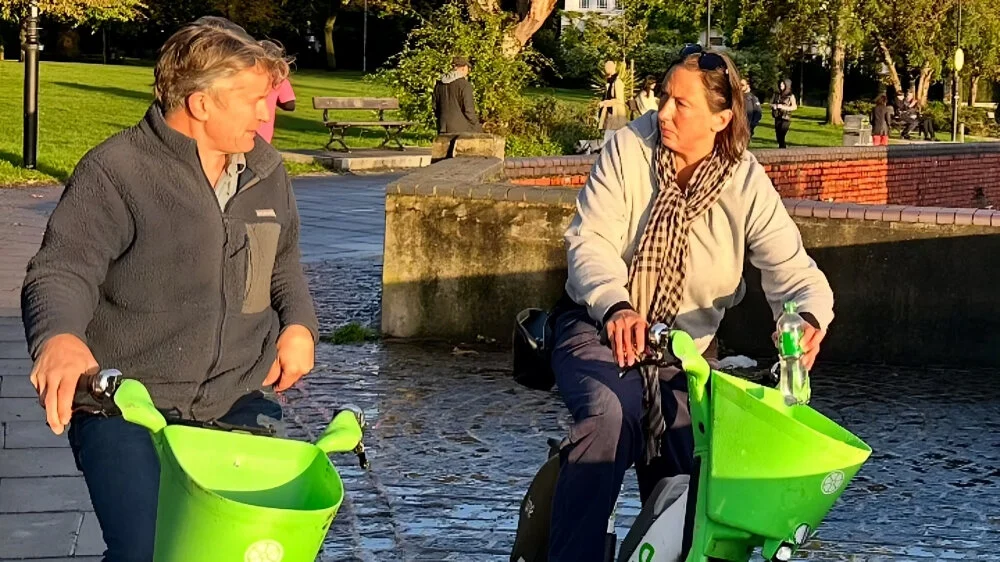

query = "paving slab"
0;358;33;376
74;512;105;557
0;375;38;397
1;558;102;562
0;477;91;512
0;340;28;358
282;149;431;173
0;448;79;477
4;420;70;448
0;398;45;422
0;512;80;558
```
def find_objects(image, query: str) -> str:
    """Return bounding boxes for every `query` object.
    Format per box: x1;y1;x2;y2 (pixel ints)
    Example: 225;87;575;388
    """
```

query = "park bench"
312;97;413;153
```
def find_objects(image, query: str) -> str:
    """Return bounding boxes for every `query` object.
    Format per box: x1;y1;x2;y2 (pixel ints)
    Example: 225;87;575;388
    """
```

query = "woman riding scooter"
546;46;835;561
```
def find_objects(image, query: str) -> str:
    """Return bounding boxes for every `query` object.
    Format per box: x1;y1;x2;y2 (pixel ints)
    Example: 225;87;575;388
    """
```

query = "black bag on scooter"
512;293;580;391
512;308;557;391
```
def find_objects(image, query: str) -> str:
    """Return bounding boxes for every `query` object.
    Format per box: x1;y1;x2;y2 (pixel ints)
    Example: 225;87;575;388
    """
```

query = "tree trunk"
969;74;980;107
504;0;559;57
19;24;26;62
877;39;903;95
324;15;337;69
915;62;932;107
825;29;846;125
102;28;107;65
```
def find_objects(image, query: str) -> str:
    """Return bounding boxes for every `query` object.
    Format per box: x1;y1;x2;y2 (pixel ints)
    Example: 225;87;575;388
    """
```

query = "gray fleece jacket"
21;104;319;421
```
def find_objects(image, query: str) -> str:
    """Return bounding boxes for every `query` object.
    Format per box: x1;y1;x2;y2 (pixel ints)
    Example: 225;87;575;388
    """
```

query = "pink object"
257;79;296;143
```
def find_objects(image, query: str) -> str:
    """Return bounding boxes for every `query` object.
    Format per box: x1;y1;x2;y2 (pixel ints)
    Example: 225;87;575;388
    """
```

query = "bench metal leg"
378;126;407;151
325;126;352;153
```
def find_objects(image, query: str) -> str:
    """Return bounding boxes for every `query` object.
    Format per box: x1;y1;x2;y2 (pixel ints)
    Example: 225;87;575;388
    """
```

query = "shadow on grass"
52;82;152;103
0;149;67;183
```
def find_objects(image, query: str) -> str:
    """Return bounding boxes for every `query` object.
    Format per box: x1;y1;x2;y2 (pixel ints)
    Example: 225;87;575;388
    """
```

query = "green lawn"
0;62;436;185
1;60;953;186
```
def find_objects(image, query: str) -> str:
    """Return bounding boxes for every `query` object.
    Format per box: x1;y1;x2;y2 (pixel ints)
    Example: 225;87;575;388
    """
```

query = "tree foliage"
0;0;144;24
376;1;546;134
952;0;1000;104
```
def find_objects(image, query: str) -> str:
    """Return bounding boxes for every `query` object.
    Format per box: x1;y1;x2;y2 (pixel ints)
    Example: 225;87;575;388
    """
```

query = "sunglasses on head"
677;44;728;75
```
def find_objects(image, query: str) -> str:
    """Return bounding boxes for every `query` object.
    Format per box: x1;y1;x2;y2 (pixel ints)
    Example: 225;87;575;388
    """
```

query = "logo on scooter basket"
821;470;845;495
245;539;284;562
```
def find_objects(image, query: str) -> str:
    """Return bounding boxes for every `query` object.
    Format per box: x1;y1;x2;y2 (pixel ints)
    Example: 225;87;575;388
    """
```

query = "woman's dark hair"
875;94;887;106
664;50;749;163
644;75;658;91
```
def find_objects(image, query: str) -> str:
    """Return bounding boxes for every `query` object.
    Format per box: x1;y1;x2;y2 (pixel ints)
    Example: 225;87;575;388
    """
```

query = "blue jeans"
547;305;695;562
67;391;283;562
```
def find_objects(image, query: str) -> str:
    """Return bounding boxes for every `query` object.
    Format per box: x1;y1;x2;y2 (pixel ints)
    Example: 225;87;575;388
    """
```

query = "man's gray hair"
154;17;290;112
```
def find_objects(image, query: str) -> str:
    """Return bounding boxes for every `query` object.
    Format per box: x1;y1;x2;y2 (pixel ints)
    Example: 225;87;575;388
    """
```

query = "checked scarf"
627;140;738;463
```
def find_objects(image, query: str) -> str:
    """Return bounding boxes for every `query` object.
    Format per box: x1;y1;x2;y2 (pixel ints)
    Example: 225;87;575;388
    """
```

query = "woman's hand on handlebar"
798;324;825;370
605;309;649;368
771;321;826;370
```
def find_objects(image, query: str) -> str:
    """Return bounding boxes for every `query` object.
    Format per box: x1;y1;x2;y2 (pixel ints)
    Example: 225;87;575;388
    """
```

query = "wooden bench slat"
325;121;412;127
313;97;400;110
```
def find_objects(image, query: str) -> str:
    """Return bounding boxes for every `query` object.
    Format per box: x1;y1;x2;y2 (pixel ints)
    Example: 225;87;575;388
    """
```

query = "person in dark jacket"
894;91;920;140
871;94;894;146
771;78;797;148
742;78;762;137
432;55;482;134
21;19;318;561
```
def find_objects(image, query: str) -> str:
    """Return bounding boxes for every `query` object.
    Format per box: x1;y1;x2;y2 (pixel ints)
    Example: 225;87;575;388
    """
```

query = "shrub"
728;48;781;98
506;95;601;157
633;42;680;80
843;100;875;119
374;2;546;135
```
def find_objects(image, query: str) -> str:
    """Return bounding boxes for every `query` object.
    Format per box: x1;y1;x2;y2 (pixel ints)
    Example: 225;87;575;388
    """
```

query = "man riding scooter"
545;46;835;561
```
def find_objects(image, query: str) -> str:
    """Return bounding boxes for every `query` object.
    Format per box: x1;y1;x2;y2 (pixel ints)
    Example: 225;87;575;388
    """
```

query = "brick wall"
504;155;592;187
504;143;1000;208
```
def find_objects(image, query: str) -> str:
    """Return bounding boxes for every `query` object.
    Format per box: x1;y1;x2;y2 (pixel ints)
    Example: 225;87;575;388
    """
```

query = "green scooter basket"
113;379;364;562
705;373;871;549
668;330;872;561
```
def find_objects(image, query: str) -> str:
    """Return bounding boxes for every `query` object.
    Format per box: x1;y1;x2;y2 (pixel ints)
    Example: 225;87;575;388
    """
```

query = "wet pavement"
293;255;1000;561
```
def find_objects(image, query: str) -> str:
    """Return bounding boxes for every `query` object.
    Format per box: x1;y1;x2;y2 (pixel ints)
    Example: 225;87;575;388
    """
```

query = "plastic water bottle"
776;301;810;406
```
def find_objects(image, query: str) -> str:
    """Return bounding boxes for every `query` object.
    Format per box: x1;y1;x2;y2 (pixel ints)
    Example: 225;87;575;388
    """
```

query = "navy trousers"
547;305;696;562
67;391;283;562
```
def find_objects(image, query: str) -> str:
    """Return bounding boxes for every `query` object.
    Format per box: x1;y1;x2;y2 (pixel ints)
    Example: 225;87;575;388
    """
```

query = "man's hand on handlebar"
605;309;649;368
29;334;100;435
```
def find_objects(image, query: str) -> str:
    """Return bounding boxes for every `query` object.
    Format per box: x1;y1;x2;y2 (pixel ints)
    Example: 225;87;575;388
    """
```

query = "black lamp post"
23;0;40;169
951;0;963;141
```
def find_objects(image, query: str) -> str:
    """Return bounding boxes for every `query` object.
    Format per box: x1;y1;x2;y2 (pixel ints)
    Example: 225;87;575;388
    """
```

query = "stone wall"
505;143;1000;208
382;157;1000;367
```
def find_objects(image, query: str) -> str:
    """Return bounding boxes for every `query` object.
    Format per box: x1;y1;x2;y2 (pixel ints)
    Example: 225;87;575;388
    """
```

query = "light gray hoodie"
564;112;834;353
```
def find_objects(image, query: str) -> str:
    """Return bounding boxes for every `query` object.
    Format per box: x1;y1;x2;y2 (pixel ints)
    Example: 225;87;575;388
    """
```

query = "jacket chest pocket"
243;222;282;314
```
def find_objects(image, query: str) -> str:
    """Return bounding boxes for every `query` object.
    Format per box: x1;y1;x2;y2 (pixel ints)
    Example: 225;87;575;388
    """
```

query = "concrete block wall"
383;156;1000;367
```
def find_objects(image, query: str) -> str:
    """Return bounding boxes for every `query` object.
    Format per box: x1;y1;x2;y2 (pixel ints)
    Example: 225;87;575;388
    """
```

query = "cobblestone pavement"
295;255;1000;562
1;175;998;561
